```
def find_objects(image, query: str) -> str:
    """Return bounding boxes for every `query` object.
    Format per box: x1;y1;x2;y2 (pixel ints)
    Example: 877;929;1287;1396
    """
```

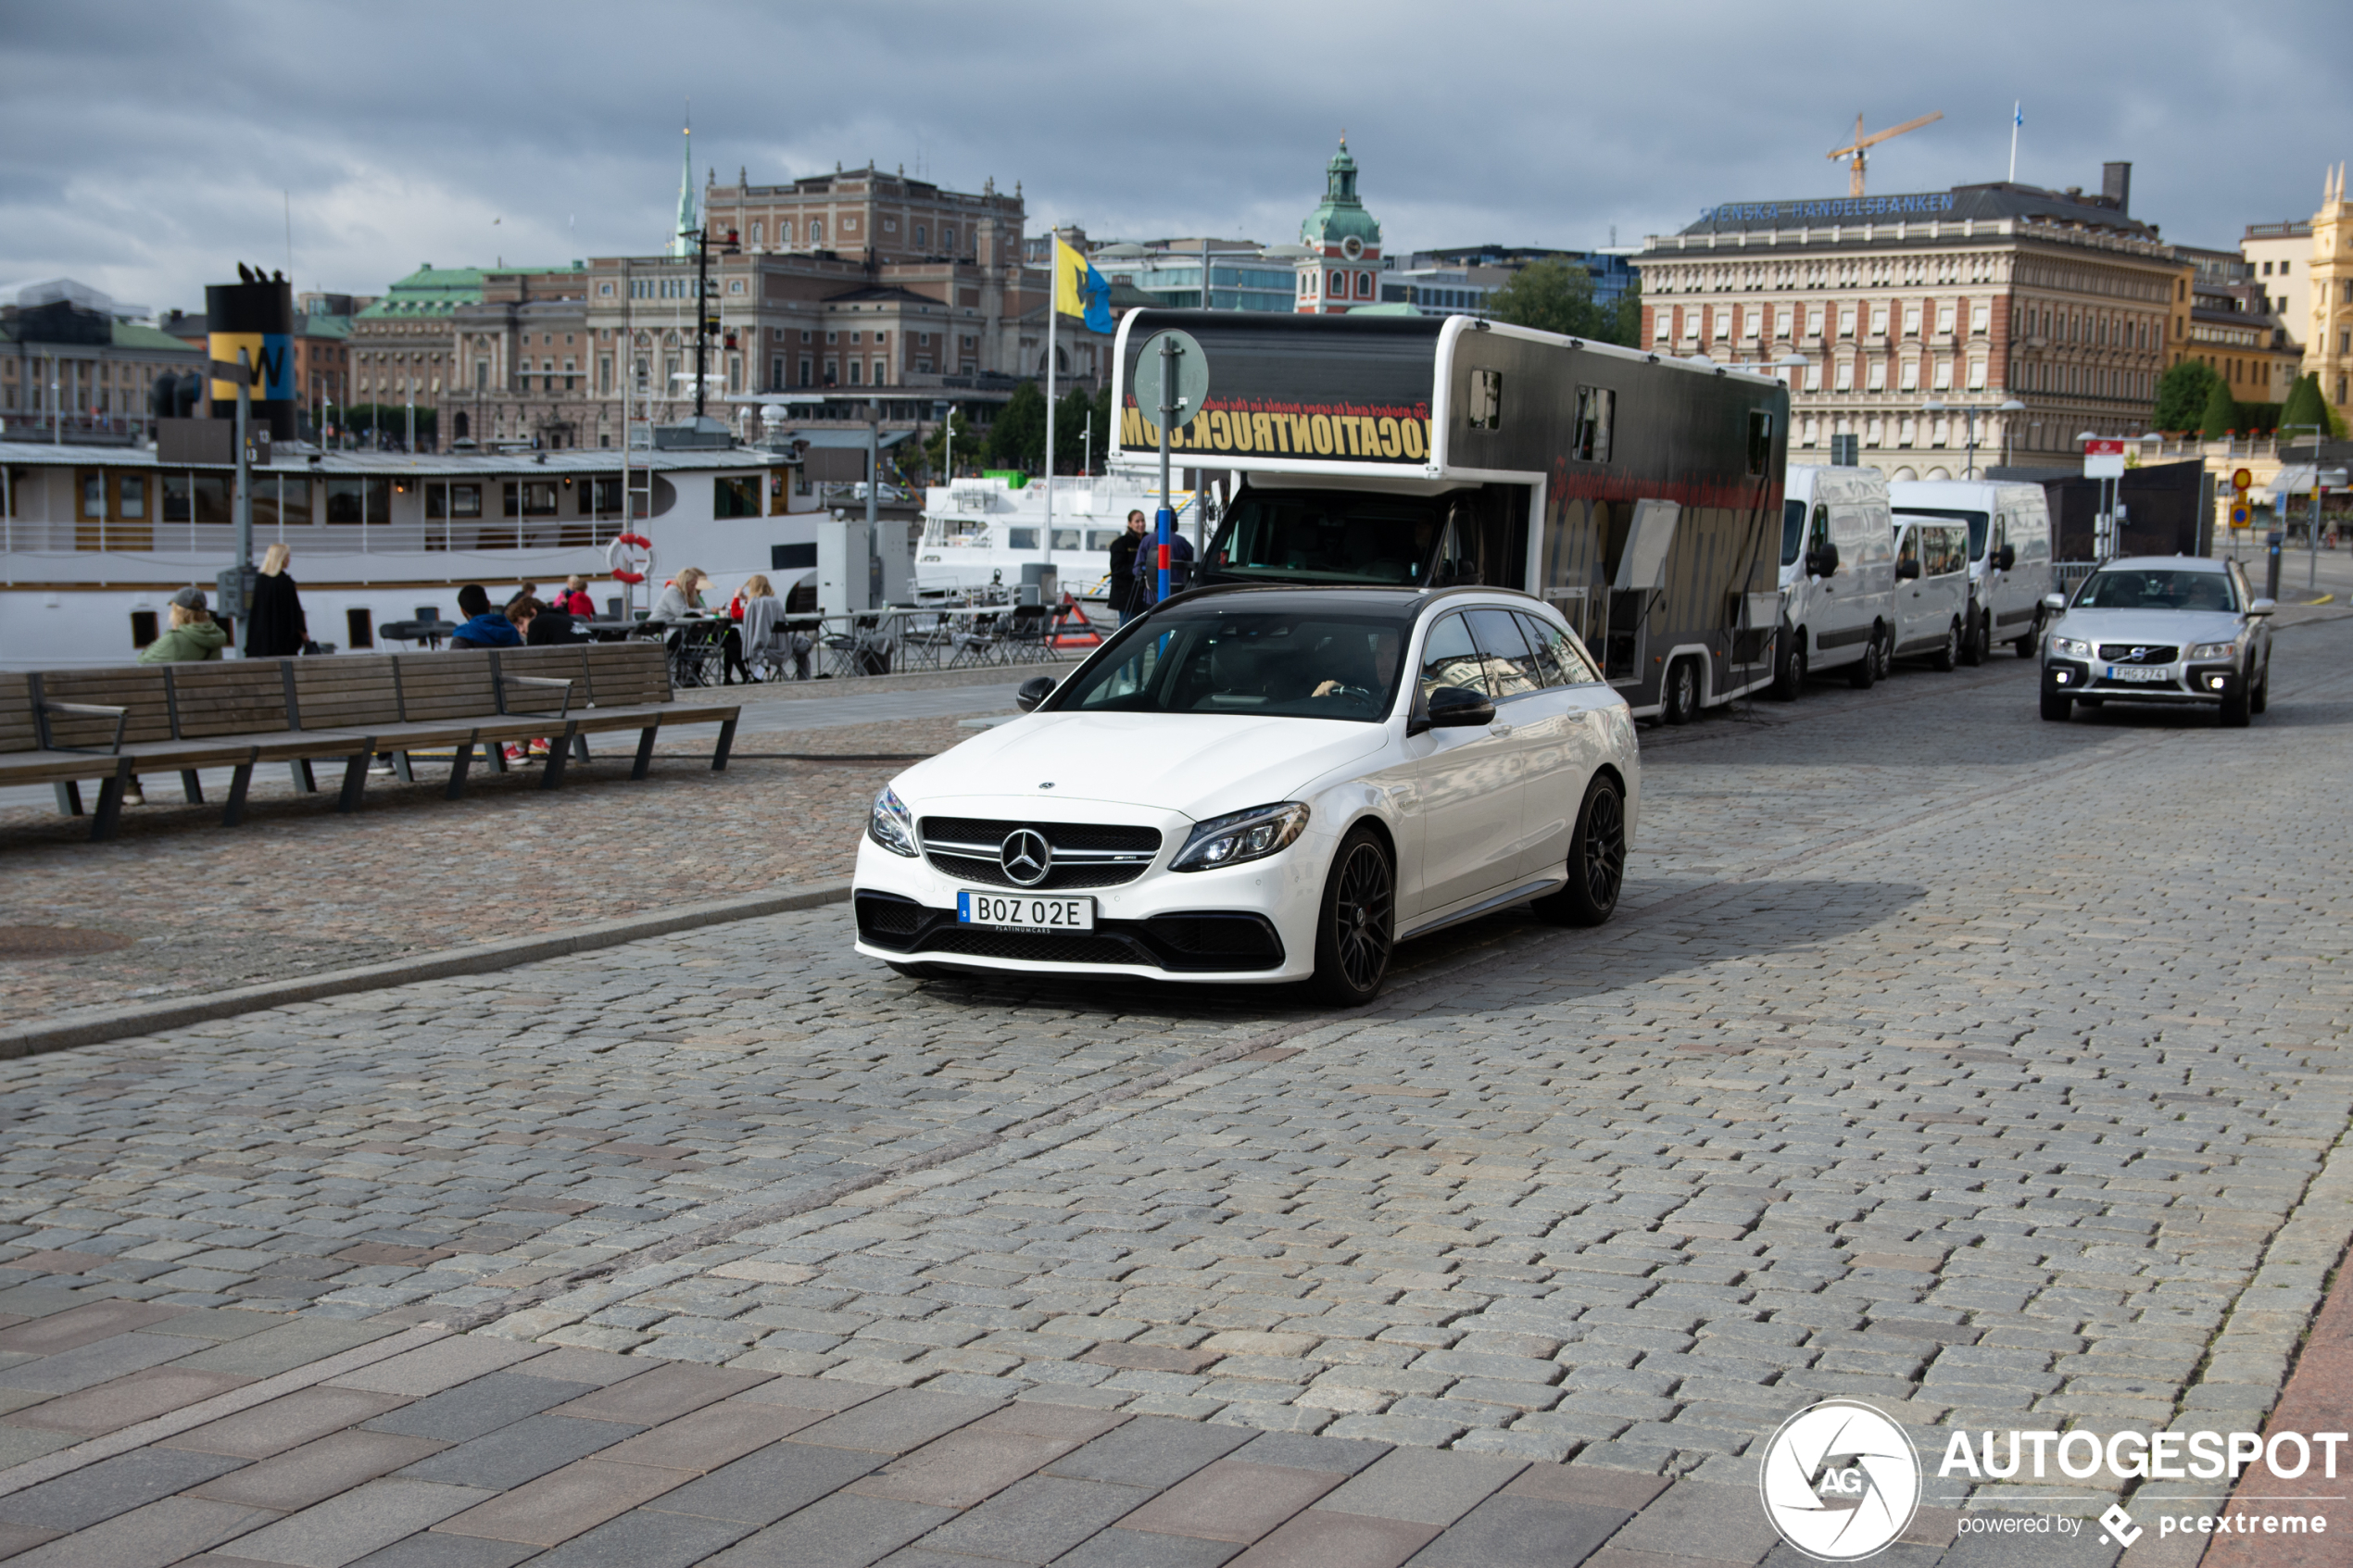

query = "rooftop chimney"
2102;161;2132;214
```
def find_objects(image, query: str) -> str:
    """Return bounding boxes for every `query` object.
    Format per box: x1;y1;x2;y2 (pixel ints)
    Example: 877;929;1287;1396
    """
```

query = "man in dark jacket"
449;583;521;648
1108;509;1148;624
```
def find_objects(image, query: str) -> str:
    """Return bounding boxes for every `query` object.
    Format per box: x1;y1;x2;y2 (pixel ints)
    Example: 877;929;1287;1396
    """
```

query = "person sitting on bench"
449;583;521;648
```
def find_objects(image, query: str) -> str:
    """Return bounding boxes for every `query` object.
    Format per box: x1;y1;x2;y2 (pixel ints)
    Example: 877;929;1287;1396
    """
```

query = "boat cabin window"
1007;528;1038;550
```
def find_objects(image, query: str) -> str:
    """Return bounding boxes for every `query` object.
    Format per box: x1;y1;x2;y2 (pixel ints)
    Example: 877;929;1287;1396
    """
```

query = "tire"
1769;636;1806;701
2250;664;2269;715
1661;657;1701;725
1930;620;1960;672
2220;682;2251;728
1531;774;1629;927
2014;609;2042;658
1847;625;1881;689
2040;691;2072;721
2078;697;2104;709
1308;827;1395;1007
1959;608;1985;667
1873;628;1893;681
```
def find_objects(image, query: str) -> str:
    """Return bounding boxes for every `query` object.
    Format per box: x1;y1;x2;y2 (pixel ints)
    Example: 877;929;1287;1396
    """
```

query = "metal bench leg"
711;717;738;772
446;741;474;800
540;724;576;790
53;781;82;817
572;733;591;765
335;751;370;813
179;770;205;805
288;759;318;795
631;725;657;780
222;763;254;827
90;762;130;842
393;751;414;784
486;738;509;774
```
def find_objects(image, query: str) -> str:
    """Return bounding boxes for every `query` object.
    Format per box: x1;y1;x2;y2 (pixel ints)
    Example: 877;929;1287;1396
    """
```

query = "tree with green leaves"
1487;258;1607;342
984;380;1047;470
1607;276;1642;349
2153;359;2221;433
2279;373;2331;444
2198;377;2237;438
1053;387;1098;474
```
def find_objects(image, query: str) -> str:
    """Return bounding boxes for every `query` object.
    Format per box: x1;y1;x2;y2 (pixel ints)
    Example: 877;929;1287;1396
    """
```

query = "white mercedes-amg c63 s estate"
851;584;1640;1005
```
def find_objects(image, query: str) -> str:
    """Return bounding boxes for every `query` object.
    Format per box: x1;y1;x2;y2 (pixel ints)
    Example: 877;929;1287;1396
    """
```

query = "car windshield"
1057;607;1409;722
1209;491;1443;585
1895;507;1990;560
2075;569;2238;612
1780;500;1806;567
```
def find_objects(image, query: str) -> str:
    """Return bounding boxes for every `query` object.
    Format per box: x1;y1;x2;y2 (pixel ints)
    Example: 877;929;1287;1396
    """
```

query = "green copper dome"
1301;139;1382;250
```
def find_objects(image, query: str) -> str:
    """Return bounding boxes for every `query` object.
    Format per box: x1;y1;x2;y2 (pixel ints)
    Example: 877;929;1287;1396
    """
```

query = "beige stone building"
1640;166;2187;478
2307;164;2353;423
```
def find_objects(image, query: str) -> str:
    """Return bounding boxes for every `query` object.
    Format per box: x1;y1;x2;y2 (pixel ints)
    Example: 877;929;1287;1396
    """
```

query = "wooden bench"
0;641;738;841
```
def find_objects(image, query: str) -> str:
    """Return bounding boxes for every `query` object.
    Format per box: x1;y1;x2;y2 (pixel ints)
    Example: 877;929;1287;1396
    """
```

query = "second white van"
1889;479;2056;662
1775;465;1897;696
1891;516;1971;669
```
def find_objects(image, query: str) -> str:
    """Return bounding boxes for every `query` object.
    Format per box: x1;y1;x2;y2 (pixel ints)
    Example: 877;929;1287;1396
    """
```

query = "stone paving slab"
0;625;2340;1560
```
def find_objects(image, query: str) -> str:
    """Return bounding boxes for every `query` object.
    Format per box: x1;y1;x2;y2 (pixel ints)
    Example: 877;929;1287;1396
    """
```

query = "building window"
1804;364;1822;393
1712;308;1730;342
943;225;955;249
1899;359;1919;393
1931;359;1951;391
810;220;824;245
1806;306;1824;337
1774;307;1792;339
872;358;887;385
914;224;926;246
1356;272;1372;298
1837;307;1856;339
1970;303;1990;335
1653;310;1669;343
1935;304;1956;335
728;280;744;294
750;221;763;246
1869;307;1889;337
1329;271;1344;296
799;357;812;386
1835;360;1854;392
1902;306;1921;338
847;360;862;384
1968;358;1988;391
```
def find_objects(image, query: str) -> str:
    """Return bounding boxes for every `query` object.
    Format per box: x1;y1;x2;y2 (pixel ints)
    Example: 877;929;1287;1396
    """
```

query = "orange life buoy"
607;532;653;585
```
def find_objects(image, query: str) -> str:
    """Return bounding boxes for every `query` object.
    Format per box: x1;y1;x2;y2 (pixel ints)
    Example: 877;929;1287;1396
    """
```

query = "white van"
1774;466;1898;696
1889;480;2056;662
1890;516;1971;669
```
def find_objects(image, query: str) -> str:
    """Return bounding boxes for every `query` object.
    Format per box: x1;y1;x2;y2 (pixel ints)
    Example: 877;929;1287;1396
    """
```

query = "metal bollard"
2265;531;2284;602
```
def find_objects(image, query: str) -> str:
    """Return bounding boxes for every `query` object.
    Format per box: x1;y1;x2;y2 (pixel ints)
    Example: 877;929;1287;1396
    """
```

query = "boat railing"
2;515;634;558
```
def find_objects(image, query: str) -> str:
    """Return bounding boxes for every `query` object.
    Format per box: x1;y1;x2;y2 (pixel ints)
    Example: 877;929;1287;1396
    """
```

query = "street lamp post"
1922;397;2027;480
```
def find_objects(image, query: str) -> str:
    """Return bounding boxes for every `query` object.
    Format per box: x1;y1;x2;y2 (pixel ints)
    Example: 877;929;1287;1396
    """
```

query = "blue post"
1155;503;1175;603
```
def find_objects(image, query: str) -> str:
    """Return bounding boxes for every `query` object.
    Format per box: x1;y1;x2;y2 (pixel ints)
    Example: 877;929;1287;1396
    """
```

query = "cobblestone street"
0;616;2345;1564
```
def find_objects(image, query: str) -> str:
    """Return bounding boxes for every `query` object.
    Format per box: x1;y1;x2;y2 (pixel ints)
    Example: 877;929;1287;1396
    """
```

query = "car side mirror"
2041;592;2067;611
1997;546;2017;571
1425;684;1497;729
2248;598;2276;617
1807;542;1840;577
1895;560;1920;581
1014;675;1056;711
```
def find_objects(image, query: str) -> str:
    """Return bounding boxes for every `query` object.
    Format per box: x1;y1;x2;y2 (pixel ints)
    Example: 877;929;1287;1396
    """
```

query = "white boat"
0;438;824;668
915;470;1204;605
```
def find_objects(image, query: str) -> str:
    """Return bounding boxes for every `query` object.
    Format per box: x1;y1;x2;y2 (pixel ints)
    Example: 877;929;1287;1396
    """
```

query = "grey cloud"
2;0;2344;312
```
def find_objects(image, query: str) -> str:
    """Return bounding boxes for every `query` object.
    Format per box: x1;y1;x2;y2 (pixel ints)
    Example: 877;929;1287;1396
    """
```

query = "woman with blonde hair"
734;573;802;682
245;542;308;658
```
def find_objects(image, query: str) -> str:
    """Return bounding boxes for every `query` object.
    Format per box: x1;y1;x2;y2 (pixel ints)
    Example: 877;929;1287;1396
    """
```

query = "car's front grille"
2098;644;2179;664
919;817;1161;891
921;928;1143;966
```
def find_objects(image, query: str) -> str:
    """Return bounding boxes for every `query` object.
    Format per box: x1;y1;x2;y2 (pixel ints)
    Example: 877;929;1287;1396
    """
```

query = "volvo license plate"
2106;665;2171;683
958;892;1095;932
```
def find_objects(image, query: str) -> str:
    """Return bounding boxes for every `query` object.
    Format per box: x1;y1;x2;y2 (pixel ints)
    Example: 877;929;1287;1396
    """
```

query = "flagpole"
1043;231;1057;582
2008;103;2020;183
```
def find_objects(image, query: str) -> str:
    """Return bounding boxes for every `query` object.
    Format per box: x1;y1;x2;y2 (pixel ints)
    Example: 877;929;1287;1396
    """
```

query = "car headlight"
867;786;919;858
2051;635;2094;659
1171;802;1311;872
2186;640;2238;661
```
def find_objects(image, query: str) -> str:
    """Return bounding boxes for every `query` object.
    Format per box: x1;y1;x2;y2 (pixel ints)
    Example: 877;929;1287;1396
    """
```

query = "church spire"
671;111;698;258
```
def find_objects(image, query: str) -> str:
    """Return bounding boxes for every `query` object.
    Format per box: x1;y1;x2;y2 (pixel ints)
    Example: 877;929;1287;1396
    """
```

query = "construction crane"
1827;111;1944;197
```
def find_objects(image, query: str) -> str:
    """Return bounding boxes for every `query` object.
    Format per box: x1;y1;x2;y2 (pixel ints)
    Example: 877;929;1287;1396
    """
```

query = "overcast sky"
4;0;2346;316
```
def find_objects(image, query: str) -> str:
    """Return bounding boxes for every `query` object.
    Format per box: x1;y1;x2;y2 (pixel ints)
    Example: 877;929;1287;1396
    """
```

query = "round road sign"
2233;468;2253;493
2232;505;2249;528
1132;330;1210;433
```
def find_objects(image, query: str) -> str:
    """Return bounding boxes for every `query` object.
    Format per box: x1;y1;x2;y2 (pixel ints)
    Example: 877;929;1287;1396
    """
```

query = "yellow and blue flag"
1054;238;1114;333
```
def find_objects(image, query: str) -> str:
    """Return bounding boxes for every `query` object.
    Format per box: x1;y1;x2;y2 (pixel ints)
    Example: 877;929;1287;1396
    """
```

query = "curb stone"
0;878;853;1059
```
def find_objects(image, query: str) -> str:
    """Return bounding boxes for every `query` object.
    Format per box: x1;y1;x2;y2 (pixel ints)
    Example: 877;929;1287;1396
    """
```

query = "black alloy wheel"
1532;774;1627;927
1847;625;1880;690
1662;658;1700;725
2015;609;2043;658
1931;620;1960;672
1769;636;1806;701
1310;828;1394;1006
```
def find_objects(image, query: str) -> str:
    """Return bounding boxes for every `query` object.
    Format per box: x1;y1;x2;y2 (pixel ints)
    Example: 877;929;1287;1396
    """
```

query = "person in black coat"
245;542;308;657
1108;509;1148;624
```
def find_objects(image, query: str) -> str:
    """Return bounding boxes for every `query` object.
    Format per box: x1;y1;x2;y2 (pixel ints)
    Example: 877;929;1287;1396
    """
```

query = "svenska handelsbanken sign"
1119;397;1431;463
1700;193;1960;225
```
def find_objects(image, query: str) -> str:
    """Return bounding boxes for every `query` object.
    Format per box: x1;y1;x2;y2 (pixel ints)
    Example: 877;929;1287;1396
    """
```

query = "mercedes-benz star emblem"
1000;829;1052;887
